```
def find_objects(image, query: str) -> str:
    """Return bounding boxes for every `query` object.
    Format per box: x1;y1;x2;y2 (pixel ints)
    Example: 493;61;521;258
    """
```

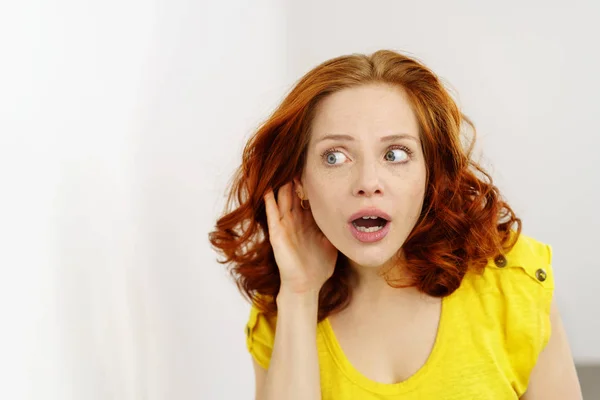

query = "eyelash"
320;145;413;166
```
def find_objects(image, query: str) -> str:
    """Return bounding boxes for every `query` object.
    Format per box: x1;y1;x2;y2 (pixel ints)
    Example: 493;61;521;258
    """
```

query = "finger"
277;181;293;217
263;189;281;233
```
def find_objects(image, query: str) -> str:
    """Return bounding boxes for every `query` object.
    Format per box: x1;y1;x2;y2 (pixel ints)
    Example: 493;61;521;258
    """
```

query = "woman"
208;50;582;399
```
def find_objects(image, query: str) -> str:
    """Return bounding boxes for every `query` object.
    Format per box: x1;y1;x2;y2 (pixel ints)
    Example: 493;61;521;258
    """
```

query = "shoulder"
457;230;556;395
498;230;554;286
460;231;555;342
463;230;554;296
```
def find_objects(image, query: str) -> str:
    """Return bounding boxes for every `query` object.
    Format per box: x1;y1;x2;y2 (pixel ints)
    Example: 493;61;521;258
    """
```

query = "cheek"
303;165;340;198
410;181;427;218
304;182;343;228
309;188;338;216
413;178;427;199
394;177;427;216
406;163;427;194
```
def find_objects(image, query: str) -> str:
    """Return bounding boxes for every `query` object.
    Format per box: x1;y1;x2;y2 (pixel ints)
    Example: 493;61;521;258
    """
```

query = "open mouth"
351;216;389;233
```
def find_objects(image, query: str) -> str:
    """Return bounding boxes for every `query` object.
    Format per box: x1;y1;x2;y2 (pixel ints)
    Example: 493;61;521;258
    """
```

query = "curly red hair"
208;49;521;321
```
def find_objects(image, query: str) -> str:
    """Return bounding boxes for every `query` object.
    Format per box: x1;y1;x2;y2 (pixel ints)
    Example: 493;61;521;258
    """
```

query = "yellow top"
245;232;554;399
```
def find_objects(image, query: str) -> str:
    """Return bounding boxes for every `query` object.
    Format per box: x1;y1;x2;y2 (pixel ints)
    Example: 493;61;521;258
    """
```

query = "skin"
296;82;426;302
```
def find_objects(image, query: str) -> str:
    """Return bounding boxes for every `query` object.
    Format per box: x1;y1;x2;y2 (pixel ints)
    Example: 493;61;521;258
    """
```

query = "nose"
352;162;384;198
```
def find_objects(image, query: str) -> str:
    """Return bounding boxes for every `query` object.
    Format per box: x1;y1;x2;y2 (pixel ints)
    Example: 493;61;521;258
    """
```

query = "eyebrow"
317;133;419;143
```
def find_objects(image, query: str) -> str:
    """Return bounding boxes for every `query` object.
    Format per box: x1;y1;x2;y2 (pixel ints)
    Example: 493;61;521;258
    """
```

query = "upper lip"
348;207;392;223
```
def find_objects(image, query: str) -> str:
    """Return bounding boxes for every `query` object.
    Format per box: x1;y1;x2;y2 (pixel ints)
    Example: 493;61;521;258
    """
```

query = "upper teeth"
361;216;379;219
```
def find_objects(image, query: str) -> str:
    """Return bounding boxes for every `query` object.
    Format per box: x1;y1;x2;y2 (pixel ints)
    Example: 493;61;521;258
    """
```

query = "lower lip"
348;221;391;243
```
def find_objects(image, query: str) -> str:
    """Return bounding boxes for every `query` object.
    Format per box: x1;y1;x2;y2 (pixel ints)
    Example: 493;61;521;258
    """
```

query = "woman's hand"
263;180;338;295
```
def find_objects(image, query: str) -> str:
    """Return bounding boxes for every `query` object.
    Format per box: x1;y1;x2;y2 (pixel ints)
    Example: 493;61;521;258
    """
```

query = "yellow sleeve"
245;302;277;370
501;234;555;396
538;243;555;351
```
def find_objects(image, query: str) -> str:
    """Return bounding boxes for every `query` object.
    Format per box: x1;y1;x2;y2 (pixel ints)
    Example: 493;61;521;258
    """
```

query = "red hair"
208;49;521;321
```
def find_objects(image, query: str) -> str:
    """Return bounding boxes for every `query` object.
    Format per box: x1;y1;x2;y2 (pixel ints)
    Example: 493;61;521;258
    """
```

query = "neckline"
318;292;452;395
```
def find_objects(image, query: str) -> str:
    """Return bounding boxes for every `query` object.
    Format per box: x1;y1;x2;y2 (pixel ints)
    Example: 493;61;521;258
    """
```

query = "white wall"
0;0;597;399
1;0;287;399
1;1;160;398
130;1;287;398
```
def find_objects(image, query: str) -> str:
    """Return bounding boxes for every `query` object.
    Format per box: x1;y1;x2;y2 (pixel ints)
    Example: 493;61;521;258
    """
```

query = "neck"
346;254;418;304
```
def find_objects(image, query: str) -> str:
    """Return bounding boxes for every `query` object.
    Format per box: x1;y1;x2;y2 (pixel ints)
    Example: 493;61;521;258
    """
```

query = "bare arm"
253;289;321;400
520;297;582;399
252;181;336;399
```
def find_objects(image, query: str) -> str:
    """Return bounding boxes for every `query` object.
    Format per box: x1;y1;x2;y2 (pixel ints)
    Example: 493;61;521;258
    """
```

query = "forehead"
310;83;420;143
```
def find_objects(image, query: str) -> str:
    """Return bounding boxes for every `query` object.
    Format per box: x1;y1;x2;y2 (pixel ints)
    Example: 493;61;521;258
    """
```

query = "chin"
341;247;398;270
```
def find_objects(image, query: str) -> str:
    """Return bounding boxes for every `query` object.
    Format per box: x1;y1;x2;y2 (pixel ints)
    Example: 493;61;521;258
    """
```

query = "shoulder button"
494;254;507;268
535;268;547;282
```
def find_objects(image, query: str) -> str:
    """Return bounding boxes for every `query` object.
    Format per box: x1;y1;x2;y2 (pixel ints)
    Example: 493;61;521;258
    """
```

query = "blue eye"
324;150;347;165
320;145;413;167
385;148;410;162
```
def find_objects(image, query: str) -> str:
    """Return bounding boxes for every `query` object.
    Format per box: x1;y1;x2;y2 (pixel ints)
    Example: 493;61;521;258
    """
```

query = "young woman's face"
299;83;427;270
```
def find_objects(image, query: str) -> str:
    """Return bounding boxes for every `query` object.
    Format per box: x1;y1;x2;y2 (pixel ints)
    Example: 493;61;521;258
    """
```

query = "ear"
293;177;306;199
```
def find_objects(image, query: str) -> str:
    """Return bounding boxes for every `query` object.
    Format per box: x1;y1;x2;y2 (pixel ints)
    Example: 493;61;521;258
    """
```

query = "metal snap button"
494;254;507;268
535;268;547;282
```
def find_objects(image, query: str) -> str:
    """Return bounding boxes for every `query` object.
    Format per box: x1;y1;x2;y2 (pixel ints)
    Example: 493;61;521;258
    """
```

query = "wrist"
277;286;320;307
